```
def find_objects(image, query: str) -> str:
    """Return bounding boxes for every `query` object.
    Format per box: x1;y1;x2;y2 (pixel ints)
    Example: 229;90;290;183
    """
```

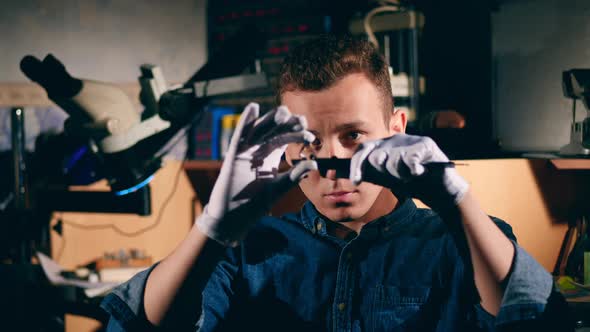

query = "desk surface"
568;295;590;303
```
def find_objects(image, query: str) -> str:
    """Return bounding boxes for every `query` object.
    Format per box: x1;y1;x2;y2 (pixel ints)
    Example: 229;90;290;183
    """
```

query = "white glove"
350;134;469;210
197;103;317;247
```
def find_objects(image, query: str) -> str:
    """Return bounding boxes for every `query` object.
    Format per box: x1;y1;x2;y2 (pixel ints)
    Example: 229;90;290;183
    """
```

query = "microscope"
19;25;268;196
560;69;590;156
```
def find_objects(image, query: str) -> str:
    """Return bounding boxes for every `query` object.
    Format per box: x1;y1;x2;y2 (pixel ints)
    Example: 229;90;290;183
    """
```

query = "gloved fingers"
369;148;409;183
374;149;403;180
247;107;282;142
367;149;388;172
215;103;259;204
266;130;315;149
257;108;308;144
257;147;287;170
242;160;317;208
389;133;423;147
246;106;308;146
251;130;315;161
267;160;318;199
401;151;426;177
415;136;450;162
350;141;379;186
269;113;309;143
398;136;449;177
288;159;318;182
227;103;259;160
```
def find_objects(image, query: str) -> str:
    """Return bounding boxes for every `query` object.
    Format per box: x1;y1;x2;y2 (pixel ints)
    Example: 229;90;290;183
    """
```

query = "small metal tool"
292;156;456;179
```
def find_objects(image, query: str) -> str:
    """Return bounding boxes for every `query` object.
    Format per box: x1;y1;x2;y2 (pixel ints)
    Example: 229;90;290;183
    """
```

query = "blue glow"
64;146;88;172
114;174;155;196
323;16;332;33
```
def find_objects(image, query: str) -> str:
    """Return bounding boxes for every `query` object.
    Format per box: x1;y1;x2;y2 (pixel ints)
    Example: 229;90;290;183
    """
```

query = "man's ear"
389;109;408;133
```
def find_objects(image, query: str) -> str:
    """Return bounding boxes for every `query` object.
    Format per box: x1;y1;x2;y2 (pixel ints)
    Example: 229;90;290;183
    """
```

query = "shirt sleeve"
100;265;159;331
494;242;553;324
470;218;574;331
100;247;240;332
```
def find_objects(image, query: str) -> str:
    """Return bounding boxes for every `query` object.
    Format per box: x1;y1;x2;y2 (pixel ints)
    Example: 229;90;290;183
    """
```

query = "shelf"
0;82;144;107
182;158;590;217
183;160;292;171
550;159;590;170
183;160;223;171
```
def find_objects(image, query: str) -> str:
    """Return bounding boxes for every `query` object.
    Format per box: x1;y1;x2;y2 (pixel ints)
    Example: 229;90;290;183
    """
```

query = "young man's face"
283;73;406;223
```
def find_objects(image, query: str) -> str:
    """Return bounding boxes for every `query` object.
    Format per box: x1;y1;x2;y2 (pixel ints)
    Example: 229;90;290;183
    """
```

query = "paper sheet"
36;252;119;297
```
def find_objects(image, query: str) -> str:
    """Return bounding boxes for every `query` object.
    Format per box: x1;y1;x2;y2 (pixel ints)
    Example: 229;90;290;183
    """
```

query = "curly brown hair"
277;34;393;122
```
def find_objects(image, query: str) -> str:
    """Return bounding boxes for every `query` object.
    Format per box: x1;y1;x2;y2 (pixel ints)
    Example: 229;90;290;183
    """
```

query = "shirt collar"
298;198;418;241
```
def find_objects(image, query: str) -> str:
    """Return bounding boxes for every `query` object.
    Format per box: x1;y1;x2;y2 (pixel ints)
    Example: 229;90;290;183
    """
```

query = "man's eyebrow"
306;122;367;136
334;121;367;132
308;129;320;137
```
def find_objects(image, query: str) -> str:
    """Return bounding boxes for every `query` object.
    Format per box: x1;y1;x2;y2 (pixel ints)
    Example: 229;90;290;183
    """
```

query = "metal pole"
408;9;420;119
12;107;26;209
383;35;391;66
11;107;30;263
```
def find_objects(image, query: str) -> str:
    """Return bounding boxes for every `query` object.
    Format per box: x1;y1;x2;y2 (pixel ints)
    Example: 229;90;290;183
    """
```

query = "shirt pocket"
369;285;431;332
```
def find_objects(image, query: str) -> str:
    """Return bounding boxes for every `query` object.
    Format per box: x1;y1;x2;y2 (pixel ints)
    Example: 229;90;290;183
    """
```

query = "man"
101;35;571;331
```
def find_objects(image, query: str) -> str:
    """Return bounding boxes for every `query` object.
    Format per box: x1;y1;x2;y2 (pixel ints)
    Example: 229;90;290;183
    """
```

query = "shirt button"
383;226;390;232
338;303;346;311
316;223;323;232
346;252;353;260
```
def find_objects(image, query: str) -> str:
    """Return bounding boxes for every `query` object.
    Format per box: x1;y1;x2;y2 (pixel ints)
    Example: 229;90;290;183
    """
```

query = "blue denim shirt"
101;199;568;331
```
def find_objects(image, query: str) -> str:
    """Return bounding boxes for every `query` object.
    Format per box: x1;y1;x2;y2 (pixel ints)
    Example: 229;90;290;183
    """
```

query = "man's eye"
345;131;363;141
302;137;322;153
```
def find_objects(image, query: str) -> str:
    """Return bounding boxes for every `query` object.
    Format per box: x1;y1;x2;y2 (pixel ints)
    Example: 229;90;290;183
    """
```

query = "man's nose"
324;169;337;180
318;141;350;180
317;140;352;159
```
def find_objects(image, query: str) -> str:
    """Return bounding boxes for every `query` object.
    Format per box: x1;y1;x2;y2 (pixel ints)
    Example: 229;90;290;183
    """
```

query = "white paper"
36;252;119;297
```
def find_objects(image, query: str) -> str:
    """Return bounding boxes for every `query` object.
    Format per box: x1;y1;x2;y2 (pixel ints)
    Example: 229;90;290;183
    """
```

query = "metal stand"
4;107;151;331
11;107;33;263
408;7;421;119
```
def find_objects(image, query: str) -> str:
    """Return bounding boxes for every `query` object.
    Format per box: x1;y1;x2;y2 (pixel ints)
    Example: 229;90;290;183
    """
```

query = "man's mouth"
324;190;357;203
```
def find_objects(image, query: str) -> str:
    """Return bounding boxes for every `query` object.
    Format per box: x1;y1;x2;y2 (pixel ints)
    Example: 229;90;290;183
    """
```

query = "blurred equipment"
95;248;152;283
205;2;346;111
10;107;40;263
564;216;590;284
20;54;166;195
6;24;270;332
20;41;268;195
560;69;590;156
9;25;269;262
349;0;425;122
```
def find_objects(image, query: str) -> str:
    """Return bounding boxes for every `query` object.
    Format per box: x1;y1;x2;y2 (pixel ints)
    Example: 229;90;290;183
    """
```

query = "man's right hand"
197;103;317;247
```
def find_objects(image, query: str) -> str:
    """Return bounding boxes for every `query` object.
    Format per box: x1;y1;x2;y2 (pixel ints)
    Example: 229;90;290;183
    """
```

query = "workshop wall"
0;0;207;83
0;0;206;158
492;0;590;152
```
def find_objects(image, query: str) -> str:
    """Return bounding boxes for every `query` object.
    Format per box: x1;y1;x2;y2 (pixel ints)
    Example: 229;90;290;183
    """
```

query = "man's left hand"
350;134;469;210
